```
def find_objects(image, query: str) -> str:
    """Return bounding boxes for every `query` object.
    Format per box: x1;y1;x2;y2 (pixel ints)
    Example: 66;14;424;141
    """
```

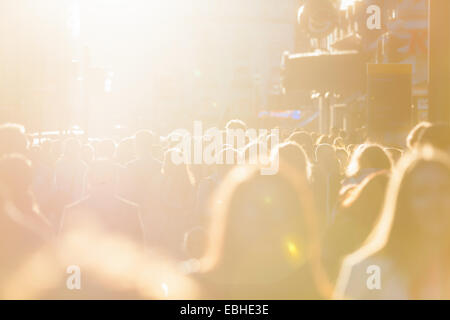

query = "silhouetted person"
345;144;392;186
406;121;431;150
192;161;330;299
52;138;87;228
60;160;144;247
286;131;315;162
322;171;389;284
417;123;450;154
81;144;95;166
336;148;450;299
95;139;116;160
160;148;196;259
311;144;342;227
122;130;163;247
115;137;135;165
0;154;52;294
272;141;310;180
0;123;28;157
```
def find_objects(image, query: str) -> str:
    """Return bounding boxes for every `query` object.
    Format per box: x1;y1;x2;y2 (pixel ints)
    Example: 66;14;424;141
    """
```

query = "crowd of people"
0;119;449;299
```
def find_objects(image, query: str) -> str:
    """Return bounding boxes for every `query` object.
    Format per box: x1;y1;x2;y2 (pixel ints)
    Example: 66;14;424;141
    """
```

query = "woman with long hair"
190;157;332;299
322;171;389;284
334;147;450;299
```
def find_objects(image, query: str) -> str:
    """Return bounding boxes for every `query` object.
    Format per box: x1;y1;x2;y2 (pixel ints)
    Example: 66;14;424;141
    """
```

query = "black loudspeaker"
367;64;412;138
281;50;366;95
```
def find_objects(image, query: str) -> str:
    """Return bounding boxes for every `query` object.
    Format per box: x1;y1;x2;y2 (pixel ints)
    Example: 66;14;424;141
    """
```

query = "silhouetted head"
315;144;340;174
135;130;157;159
286;131;314;161
96;139;116;160
335;148;349;171
81;144;95;165
115;137;135;164
62;138;82;159
225;119;247;131
345;148;450;275
199;161;329;298
0;124;28;157
162;148;195;186
406;121;432;150
386;149;450;248
272;141;310;179
316;134;333;145
346;144;392;178
0;154;37;216
86;160;117;193
417;123;450;154
339;171;390;245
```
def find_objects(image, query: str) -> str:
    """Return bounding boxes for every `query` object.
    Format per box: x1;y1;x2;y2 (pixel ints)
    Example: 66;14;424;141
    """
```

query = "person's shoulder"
60;196;92;233
64;196;90;212
115;195;140;211
125;158;141;170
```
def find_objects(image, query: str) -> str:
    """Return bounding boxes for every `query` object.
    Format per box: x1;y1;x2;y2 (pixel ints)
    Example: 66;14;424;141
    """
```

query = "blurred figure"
160;148;196;259
417;123;450;154
52;138;87;228
286;131;315;162
333;137;345;149
0;154;52;293
192;162;330;299
115;137;135;165
183;226;208;260
272;141;310;180
0;123;28;157
122;130;163;247
335;148;349;174
406;121;432;150
0;154;51;234
50;140;63;164
225;119;247;131
345;144;392;185
335;148;450;299
81;144;95;166
316;135;333;145
215;147;241;181
224;120;250;150
322;171;389;284
60;160;145;248
311;144;342;227
95;139;116;160
336;148;349;175
31;140;55;217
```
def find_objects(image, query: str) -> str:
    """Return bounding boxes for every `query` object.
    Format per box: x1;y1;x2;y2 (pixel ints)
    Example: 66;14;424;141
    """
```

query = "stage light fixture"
297;0;340;39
